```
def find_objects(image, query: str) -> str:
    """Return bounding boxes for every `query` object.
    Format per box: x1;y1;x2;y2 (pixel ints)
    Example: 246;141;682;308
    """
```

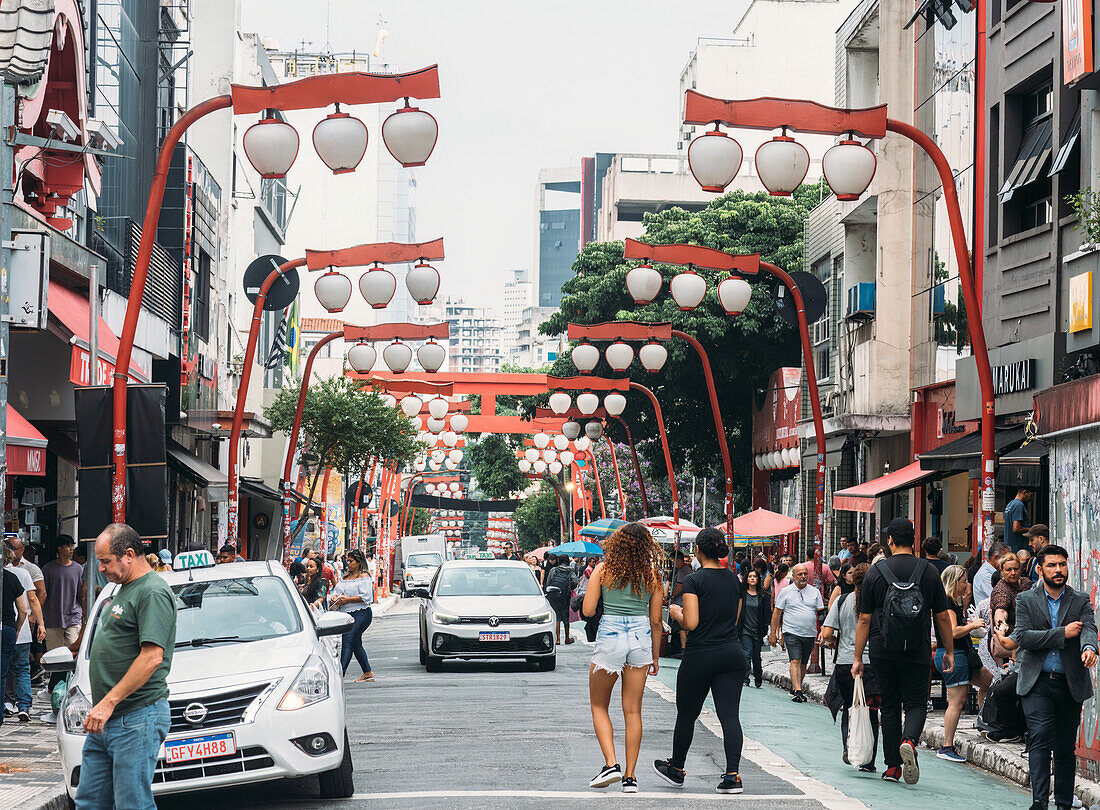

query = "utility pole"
0;82;14;612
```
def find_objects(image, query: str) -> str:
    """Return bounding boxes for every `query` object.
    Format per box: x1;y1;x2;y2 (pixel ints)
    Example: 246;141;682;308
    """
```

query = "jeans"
340;608;373;676
10;643;30;711
741;633;763;684
0;625;14;726
1021;674;1081;810
75;698;170;810
870;657;929;767
671;642;747;773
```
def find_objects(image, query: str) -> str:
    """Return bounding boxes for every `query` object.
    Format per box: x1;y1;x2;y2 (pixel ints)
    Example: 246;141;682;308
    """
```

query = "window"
193;249;211;342
1001;82;1053;236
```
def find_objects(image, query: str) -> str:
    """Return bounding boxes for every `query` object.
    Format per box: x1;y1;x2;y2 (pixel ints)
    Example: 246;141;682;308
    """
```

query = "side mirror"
407;588;430;599
42;646;76;673
315;611;354;637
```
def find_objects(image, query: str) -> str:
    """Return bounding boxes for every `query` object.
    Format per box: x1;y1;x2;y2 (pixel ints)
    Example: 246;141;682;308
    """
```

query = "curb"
13;787;68;810
760;653;1100;806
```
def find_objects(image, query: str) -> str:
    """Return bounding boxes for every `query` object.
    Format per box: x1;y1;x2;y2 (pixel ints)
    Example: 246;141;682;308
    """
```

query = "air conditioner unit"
845;282;876;320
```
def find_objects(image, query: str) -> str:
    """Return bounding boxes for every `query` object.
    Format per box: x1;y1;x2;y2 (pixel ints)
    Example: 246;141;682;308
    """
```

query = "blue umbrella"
553;540;604;557
579;518;626;539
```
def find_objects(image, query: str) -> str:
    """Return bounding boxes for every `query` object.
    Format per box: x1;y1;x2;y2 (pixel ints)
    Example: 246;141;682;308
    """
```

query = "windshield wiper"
175;635;245;648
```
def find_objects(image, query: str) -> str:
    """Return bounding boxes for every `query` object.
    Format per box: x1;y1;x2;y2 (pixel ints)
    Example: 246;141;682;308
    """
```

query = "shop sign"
7;445;45;476
938;408;966;438
68;347;144;387
1064;0;1094;84
991;359;1036;396
1070;272;1093;333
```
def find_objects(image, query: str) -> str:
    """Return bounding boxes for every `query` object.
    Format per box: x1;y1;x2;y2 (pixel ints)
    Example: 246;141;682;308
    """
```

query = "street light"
585;421;604;441
359;265;397;309
417;340;446;372
242;116;299;178
381;100;439;167
603;392;627;417
822;138;876;201
571;342;600;373
638;341;668;373
686;124;743;192
315;269;352;312
383;341;413;372
449;414;469;433
549;391;572;414
312;106;369;174
754;131;810;196
562;420;581;440
605;341;634;372
400;395;422;417
670;269;707;311
576;392;599;415
347;342;377;373
406;262;441;304
625;262;662;305
427;397;449;419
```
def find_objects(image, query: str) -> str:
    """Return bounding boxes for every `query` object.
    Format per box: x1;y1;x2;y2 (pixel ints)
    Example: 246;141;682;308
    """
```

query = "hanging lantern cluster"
346;338;447;373
755;447;799;470
315;257;443;315
571;340;668;374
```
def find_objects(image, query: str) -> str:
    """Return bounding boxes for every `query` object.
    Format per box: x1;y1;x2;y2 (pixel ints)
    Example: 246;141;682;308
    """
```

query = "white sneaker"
38;711;57;724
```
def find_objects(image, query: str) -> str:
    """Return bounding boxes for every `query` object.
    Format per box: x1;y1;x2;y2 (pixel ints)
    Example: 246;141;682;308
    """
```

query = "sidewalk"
0;690;67;810
759;646;1100;807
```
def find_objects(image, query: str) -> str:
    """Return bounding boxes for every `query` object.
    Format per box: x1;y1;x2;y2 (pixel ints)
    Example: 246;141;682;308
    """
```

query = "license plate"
163;732;236;764
479;631;510;642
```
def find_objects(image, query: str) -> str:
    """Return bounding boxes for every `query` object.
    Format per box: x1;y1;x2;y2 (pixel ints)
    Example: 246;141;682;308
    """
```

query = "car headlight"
277;654;330;711
528;610;553;624
61;686;91;735
432;611;461;625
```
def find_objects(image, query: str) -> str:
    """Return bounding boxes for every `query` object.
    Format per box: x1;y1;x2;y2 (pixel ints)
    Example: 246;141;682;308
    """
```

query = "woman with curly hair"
581;522;664;794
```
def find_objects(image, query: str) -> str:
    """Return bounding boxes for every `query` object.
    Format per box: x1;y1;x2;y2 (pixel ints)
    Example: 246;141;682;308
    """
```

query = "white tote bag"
847;674;875;767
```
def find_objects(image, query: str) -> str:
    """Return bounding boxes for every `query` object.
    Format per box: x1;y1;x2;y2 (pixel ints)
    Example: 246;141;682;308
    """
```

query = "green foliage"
466;434;527;499
514;486;561;551
1067;188;1100;246
410;509;430;535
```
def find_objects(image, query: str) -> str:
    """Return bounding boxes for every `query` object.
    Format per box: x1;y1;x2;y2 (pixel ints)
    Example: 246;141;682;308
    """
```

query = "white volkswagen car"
44;551;354;801
412;559;557;671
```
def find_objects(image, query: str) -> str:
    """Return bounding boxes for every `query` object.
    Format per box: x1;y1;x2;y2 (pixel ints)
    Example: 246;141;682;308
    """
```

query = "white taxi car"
44;551;354;801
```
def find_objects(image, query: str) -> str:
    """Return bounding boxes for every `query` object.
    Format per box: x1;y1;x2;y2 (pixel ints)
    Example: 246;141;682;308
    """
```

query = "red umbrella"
531;546;553;561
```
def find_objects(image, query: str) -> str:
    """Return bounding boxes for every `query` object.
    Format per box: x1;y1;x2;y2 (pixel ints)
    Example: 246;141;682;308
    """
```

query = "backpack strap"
877;559;899;585
875;557;927;586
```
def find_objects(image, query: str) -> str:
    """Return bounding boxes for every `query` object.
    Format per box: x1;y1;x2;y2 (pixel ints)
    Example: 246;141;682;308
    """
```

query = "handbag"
584;597;604;643
847;674;875;768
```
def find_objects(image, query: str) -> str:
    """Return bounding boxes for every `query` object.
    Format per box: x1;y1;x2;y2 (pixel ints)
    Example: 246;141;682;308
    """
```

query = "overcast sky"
240;0;749;312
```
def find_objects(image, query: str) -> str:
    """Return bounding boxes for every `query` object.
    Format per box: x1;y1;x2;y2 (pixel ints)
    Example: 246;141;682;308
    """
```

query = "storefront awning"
996;438;1048;489
918;425;1026;474
6;404;47;476
48;280;149;385
833;461;940;513
167;440;227;502
241;478;282;502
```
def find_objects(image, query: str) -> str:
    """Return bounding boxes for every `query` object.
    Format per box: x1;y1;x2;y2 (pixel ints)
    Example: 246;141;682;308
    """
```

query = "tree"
538;184;826;508
467;434;526;498
514;486;561;551
265;376;423;537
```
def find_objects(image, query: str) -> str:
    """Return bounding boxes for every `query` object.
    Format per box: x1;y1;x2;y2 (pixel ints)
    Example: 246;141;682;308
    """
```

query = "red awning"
833;461;939;513
47;280;149;385
7;404;47;476
716;508;801;537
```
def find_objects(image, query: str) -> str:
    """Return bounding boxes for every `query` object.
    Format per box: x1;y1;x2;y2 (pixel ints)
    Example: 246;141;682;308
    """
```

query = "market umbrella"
531;546;553;561
579;518;626;539
553;540;604;557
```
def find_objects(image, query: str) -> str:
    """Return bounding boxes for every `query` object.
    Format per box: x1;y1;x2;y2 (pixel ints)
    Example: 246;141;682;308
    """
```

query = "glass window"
173;576;303;646
435;565;542;597
193;249;211;341
408;553;443;568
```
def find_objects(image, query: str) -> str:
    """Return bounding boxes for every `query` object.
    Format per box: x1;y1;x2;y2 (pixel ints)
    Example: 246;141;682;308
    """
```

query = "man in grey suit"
1012;543;1098;810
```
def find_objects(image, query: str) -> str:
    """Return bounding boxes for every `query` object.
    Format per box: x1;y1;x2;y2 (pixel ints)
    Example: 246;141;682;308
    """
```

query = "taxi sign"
475;551;494;560
173;550;216;571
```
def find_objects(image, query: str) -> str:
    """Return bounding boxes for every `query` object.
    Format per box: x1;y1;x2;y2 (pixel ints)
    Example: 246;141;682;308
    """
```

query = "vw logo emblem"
487;616;500;627
183;702;208;725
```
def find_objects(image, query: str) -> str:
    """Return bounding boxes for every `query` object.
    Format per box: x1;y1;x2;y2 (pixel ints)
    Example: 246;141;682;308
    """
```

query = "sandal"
356;672;375;682
565;637;575;644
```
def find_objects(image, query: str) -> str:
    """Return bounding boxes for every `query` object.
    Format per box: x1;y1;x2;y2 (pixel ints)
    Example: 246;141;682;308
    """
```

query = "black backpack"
877;558;929;654
546;566;573;595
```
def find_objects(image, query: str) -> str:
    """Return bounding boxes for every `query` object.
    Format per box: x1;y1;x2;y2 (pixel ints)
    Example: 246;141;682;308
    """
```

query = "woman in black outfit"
654;528;748;795
738;568;770;688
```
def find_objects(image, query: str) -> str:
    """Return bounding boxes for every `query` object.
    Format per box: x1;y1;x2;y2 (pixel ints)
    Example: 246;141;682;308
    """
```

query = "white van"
397;534;448;594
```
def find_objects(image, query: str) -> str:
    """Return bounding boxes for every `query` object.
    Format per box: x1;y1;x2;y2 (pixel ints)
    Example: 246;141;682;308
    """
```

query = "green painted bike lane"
653;657;1033;808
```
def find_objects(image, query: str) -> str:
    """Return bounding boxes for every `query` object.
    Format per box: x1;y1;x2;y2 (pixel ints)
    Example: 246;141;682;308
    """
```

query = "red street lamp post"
111;66;442;525
683;91;997;553
613;416;650;516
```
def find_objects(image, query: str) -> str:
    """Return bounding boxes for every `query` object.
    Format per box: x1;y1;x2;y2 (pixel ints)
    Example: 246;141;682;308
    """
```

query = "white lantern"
382;340;413;372
533;432;550;449
314;270;352;313
406;262;441;304
381;102;438;167
585;421;604;441
549;460;563;475
519;458;532;473
429;459;442;471
448;449;463;464
759;453;771;470
549;391;572;415
755;134;810;197
562;420;582;440
359;266;396;309
312;108;368;174
533;459;547;474
639;341;668;373
687;127;743;192
400;395;423;417
576;392;599;415
415;458;426;472
450;414;469;433
242;117;299;179
445;458;459;470
822;138;876;201
379;393;396;408
524;448;540;463
442;431;459;448
754;454;765;471
718;276;752;316
347;342;376;373
771;450;784;469
426;417;446;433
604;341;634;372
553;434;569;451
431;449;445;463
604;392;627;417
574;436;591;452
542;449;556;463
428;397;449;419
425;483;437;494
571;342;600;373
449;482;461;492
560;450;575;466
417;340;446;373
670;270;707;311
626;263;662;305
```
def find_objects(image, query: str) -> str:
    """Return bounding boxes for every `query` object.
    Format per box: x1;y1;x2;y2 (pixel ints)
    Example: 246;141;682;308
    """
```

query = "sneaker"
882;765;902;783
38;712;57;724
16;711;30;722
590;764;622;789
899;739;920;784
981;730;1022;744
754;679;762;688
842;749;850;765
792;691;808;703
716;773;743;794
858;763;877;773
621;777;638;794
936;746;966;763
652;759;685;788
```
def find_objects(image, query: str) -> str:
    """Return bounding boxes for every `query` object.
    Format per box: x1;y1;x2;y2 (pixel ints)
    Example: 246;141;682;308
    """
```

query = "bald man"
770;563;825;703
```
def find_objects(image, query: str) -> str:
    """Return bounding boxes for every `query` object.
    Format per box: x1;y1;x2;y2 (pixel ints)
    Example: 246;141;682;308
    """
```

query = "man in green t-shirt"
75;523;176;810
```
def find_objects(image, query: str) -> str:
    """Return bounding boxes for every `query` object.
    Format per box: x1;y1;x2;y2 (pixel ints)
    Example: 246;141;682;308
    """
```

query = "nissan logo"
487;616;500;627
183;702;208;725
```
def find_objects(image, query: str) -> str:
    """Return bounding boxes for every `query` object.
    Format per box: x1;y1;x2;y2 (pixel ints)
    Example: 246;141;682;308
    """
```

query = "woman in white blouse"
328;549;375;682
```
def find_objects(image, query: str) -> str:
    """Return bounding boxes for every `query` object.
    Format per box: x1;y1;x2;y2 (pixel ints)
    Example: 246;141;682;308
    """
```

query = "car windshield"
173;576;302;647
436;565;541;597
408;553;442;568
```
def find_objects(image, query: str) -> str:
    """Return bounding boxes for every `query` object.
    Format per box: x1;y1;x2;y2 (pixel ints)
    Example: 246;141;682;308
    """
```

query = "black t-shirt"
682;568;741;651
856;554;950;664
925;556;950;575
939;601;971;651
2;569;22;627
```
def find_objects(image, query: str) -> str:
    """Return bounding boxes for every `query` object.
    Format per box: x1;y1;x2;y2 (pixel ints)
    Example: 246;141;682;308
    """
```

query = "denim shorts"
592;615;652;674
935;646;971;687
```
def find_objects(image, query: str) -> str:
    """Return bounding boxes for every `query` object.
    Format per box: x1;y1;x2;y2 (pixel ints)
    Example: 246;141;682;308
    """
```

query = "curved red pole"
111;95;233;522
886;118;996;554
614;416;650;516
604;435;627;520
590;448;608;519
629;382;678;523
